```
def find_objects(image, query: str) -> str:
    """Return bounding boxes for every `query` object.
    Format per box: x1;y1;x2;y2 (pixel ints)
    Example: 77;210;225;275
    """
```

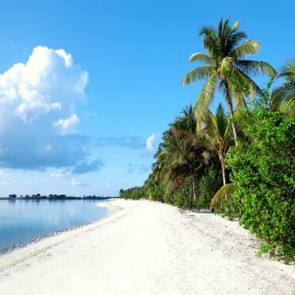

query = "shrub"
119;186;145;200
196;163;223;209
227;109;295;261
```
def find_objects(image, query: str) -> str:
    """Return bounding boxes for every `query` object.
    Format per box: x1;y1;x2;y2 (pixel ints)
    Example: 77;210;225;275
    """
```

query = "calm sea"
0;199;108;253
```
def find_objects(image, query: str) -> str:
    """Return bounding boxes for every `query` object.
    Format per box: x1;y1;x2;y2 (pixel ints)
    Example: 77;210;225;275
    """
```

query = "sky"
0;0;293;197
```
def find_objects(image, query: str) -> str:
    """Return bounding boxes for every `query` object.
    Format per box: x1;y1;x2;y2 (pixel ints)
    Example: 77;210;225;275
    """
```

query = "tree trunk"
192;180;196;202
219;155;227;187
224;81;238;146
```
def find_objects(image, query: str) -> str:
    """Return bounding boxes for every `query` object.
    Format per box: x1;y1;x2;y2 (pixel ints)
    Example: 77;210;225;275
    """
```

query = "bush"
227;109;295;261
172;176;196;209
144;177;166;202
196;163;223;209
119;186;145;200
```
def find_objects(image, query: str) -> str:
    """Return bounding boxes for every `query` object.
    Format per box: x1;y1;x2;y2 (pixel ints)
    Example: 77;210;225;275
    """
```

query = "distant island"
1;194;114;200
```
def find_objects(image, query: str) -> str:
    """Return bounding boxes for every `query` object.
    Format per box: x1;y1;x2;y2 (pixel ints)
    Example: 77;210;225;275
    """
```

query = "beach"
0;199;294;295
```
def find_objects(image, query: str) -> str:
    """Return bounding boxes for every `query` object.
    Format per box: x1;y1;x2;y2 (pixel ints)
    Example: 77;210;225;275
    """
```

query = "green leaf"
210;183;236;209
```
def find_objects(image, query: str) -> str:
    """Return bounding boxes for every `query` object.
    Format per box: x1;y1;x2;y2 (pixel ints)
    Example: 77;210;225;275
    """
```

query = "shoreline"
0;200;124;272
0;199;110;257
0;199;294;295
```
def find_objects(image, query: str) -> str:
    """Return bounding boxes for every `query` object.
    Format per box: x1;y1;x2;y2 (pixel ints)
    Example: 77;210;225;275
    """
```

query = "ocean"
0;199;108;253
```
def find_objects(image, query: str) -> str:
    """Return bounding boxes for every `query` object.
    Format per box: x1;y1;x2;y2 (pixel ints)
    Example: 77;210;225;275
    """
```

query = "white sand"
0;199;294;295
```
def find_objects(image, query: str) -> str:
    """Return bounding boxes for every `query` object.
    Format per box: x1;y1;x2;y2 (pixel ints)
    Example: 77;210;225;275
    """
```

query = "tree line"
7;194;110;200
119;18;294;262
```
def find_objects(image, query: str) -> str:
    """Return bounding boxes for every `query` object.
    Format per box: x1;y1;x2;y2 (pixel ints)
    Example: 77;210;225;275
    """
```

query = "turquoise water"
0;199;108;253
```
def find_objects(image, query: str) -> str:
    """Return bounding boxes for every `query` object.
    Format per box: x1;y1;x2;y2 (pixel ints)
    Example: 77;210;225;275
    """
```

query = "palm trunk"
219;155;227;186
224;81;238;146
192;180;196;201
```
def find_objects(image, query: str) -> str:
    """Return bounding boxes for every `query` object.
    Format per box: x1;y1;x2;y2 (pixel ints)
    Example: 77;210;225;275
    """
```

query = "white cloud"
145;134;156;153
71;177;88;187
0;46;100;171
0;46;88;123
54;114;80;134
50;169;71;179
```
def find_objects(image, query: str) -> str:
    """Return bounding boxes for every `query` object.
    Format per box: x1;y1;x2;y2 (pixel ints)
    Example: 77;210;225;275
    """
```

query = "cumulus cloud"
146;134;156;153
54;114;80;134
142;134;157;156
0;46;88;123
0;46;101;172
96;134;157;157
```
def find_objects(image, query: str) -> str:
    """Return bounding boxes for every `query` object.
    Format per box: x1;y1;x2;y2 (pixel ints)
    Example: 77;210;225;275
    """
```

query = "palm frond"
202;104;233;155
210;183;236;209
236;60;277;77
230;85;247;109
220;57;233;72
215;104;229;138
199;25;216;37
182;65;214;85
189;52;212;64
230;40;260;58
194;74;217;131
199;26;219;57
278;59;295;81
231;20;239;32
271;83;295;115
279;98;295;116
271;59;295;116
229;66;263;97
226;31;248;54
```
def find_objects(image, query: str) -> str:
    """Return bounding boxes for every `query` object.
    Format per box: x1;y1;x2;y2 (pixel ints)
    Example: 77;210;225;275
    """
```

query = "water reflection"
0;199;108;252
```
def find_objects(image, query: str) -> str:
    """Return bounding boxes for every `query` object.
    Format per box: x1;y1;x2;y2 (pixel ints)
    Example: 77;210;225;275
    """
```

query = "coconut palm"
153;106;210;200
182;18;276;144
271;59;295;116
202;103;234;186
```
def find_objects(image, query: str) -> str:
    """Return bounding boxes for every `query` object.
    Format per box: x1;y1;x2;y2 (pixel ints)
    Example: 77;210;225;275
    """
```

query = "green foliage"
214;198;239;219
271;59;295;117
227;109;295;261
182;17;276;142
210;183;236;210
196;163;223;209
173;176;196;209
201;103;234;186
144;173;166;202
118;21;294;265
154;105;209;193
119;186;145;200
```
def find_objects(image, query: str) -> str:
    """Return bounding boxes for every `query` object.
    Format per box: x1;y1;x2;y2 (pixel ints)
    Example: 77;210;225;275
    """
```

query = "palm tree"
271;59;295;116
202;103;234;186
153;106;210;200
182;18;276;144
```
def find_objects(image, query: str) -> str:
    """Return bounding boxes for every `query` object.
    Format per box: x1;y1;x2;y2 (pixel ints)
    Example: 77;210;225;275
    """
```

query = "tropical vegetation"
119;18;294;262
182;18;276;144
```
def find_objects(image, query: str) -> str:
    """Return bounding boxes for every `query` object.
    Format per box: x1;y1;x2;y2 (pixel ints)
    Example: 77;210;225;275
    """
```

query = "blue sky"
0;0;293;196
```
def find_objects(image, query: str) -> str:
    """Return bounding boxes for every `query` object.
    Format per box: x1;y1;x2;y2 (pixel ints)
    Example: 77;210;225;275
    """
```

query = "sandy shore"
0;199;294;295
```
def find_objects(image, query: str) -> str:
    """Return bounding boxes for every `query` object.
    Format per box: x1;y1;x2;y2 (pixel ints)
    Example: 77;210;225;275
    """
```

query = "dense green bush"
195;163;223;209
227;109;295;261
119;186;145;200
172;176;196;209
144;175;165;202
